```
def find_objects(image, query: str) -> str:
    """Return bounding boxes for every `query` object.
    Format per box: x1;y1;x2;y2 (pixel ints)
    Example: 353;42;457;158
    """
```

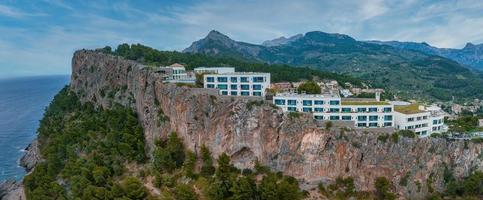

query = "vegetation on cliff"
97;44;363;86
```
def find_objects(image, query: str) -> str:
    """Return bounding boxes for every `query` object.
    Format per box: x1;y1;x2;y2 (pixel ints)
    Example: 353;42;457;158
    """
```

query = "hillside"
368;41;483;71
184;30;483;102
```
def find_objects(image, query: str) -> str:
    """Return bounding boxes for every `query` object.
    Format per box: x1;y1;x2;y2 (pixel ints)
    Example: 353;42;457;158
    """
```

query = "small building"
479;119;483;127
159;63;195;84
194;67;235;74
393;102;447;137
203;72;270;97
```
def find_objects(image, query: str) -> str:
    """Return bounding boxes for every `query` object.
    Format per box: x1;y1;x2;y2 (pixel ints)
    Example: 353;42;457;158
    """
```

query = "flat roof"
194;67;235;70
274;92;340;98
341;101;390;106
205;72;270;75
394;104;426;114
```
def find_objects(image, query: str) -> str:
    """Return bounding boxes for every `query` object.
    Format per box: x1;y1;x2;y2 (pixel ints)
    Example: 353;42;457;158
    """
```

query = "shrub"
374;177;396;200
377;134;389;143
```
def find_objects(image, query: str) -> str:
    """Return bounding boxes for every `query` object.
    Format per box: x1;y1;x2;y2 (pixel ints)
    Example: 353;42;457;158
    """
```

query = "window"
230;85;237;90
369;115;378;121
369;122;378;127
314;115;323;120
341;108;351;113
252;85;262;90
207;84;215;88
287;100;297;106
303;107;312;113
433;120;438;125
240;84;250;90
329;108;339;112
253;77;264;82
406;126;414;130
369;107;378;112
383;107;392;112
253;92;262;96
314;100;324;105
330;116;340;120
357;108;367;112
240;77;249;82
240;91;249;96
274;99;286;105
217;77;227;82
303;100;312;106
341;116;351;120
329;100;340;105
384;122;392;127
423;116;428;120
384;115;392;121
217;84;227;89
421;131;428;135
287;107;297;112
221;91;228;95
438;119;442;124
432;127;437;131
417;117;422;121
314;107;324;112
357;116;367;121
357;123;367;127
230;77;237;82
206;77;214;82
230;91;237;96
407;118;414;122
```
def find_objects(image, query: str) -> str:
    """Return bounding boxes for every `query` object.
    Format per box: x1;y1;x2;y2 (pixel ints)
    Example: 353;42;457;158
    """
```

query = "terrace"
394;104;426;114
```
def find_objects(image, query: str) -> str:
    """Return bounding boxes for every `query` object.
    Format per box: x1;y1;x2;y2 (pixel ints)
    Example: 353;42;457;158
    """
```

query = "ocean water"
0;75;69;181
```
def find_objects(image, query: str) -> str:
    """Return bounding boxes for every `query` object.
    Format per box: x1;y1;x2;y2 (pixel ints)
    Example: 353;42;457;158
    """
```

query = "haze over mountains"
183;30;483;101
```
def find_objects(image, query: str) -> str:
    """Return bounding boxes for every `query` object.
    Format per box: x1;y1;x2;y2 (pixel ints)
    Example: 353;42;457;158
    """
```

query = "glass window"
206;77;214;82
330;116;340;120
384;115;392;121
369;122;378;127
421;131;428;135
253;77;264;82
217;77;227;82
274;99;286;105
221;91;228;95
217;84;227;89
303;107;312;113
368;107;378;112
341;108;351;113
230;77;237;82
314;115;323;120
302;100;312;106
287;107;297;112
329;100;340;105
253;92;262;96
252;85;262;90
417;117;422;121
423;116;428;119
314;100;324;105
383;107;392;112
287;100;297;106
230;91;237;96
240;91;250;96
314;107;324;112
207;84;215;88
240;85;250;90
408;118;414;122
357;123;367;127
357;108;367;112
230;84;237;90
433;120;438;125
369;115;378;121
357;116;367;121
384;122;392;127
341;116;351;120
329;108;340;113
240;77;249;82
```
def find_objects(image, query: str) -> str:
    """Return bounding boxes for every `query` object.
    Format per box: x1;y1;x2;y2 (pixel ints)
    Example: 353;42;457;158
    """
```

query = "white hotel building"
273;93;394;128
203;72;271;97
393;102;447;137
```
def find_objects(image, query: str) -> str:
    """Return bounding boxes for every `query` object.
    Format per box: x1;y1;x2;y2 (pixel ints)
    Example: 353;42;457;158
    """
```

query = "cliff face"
70;50;482;199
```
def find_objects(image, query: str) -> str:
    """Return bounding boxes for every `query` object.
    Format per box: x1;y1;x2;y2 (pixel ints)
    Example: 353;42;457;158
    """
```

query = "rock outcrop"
0;180;25;200
19;139;42;172
69;50;482;199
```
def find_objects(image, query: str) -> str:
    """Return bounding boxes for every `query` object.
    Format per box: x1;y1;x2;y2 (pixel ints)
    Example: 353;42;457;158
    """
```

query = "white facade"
393;103;447;137
203;72;270;97
194;67;235;74
273;93;394;128
160;63;196;83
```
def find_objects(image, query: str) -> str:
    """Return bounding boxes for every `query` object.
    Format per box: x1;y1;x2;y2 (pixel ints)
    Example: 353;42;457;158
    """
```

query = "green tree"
184;150;197;178
200;145;215;177
230;176;258;200
120;177;147;200
173;184;198;200
374;177;396;200
297;81;321;94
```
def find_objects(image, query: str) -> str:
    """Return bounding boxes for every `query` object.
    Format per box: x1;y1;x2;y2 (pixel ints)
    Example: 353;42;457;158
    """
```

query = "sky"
1;0;483;78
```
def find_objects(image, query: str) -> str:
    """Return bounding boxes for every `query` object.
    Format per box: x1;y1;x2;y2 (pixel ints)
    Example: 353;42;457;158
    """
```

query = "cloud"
0;4;27;18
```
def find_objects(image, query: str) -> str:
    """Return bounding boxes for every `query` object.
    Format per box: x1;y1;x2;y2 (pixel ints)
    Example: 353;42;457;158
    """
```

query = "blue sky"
1;0;483;78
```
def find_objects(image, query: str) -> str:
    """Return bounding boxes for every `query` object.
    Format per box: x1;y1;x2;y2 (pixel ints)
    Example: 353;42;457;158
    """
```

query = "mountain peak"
205;30;232;41
303;31;356;43
262;34;303;47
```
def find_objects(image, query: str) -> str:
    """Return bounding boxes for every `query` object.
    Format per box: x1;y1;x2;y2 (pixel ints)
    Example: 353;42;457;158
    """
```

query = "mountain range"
183;30;483;101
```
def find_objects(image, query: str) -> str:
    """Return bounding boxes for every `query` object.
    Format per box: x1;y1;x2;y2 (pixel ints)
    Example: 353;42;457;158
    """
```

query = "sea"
0;75;70;182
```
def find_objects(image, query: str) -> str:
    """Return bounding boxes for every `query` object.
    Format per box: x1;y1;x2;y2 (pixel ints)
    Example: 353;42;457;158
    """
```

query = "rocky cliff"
67;50;482;199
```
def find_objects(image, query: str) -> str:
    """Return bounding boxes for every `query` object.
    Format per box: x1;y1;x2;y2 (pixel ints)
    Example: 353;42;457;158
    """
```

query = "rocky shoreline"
0;139;41;200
